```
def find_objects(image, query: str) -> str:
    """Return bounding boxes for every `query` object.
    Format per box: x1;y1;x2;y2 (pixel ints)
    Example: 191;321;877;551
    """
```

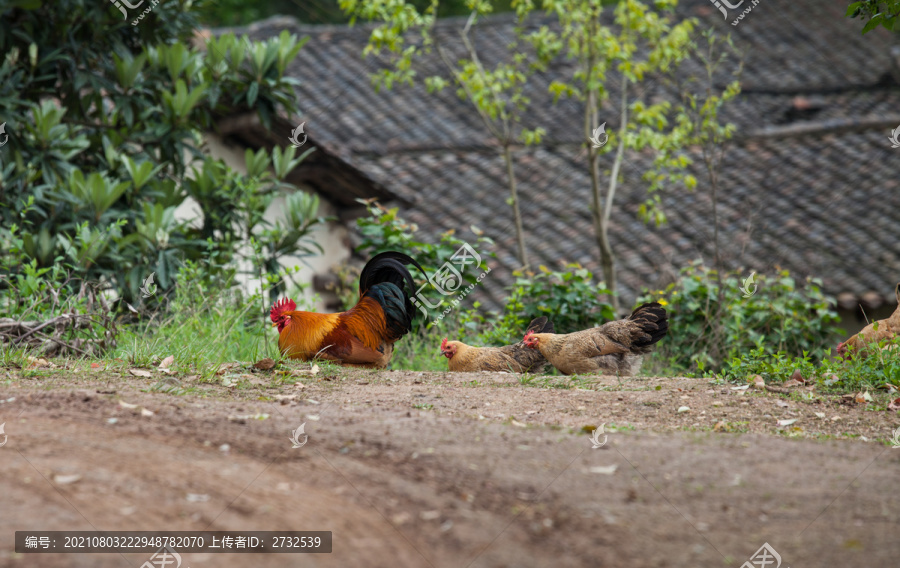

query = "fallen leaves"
777;419;798;427
119;400;154;417
275;364;319;377
215;362;241;376
888;398;900;411
158;355;174;370
253;358;276;371
128;369;152;378
25;357;54;370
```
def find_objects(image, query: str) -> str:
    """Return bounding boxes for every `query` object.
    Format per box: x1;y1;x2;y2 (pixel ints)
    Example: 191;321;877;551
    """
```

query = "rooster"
270;251;426;368
837;283;900;359
440;317;554;373
523;302;668;375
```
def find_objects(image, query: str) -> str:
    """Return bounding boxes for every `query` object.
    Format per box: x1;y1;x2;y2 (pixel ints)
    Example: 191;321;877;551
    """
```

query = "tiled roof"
224;0;900;311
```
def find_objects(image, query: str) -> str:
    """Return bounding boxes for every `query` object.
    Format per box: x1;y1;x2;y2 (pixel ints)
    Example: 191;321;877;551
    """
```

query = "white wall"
172;133;350;311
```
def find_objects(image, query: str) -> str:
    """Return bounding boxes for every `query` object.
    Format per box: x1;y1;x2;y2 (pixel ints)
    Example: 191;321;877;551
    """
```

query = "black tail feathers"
359;251;427;297
628;302;668;347
524;316;554;336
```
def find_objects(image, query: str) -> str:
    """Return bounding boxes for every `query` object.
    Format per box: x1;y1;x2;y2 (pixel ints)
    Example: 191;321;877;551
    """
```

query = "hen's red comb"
523;330;535;341
270;298;297;322
441;337;449;350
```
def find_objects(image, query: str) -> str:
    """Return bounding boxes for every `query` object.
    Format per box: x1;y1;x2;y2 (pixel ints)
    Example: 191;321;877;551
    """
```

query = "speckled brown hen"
522;303;668;376
837;283;900;358
441;317;554;373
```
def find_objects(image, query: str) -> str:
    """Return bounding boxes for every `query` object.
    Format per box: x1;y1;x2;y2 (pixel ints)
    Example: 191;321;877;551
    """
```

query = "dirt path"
1;366;899;567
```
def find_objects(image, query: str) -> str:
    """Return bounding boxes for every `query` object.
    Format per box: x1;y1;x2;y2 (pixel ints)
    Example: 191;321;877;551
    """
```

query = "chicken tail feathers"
357;251;428;342
358;251;427;298
524;316;554;336
628;302;668;348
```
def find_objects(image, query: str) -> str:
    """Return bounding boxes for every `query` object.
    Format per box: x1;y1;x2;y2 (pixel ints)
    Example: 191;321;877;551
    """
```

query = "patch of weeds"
412;403;434;410
147;378;188;396
715;421;749;433
518;374;536;386
722;340;900;395
0;345;29;369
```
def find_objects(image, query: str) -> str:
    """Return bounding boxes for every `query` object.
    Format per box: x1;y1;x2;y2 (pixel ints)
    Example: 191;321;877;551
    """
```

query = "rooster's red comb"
523;330;535;341
441;337;449;350
270;298;297;322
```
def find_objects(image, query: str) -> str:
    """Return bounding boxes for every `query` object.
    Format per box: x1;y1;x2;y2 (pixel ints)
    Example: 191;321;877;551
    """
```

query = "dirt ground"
1;361;899;567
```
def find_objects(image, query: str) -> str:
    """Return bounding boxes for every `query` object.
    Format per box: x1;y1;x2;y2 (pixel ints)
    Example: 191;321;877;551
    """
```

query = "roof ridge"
742;115;900;140
211;11;538;37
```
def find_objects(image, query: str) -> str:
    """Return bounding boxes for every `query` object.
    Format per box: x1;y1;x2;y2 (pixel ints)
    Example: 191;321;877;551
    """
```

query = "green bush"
721;340;900;394
641;262;843;374
352;199;494;308
460;263;616;346
0;0;325;310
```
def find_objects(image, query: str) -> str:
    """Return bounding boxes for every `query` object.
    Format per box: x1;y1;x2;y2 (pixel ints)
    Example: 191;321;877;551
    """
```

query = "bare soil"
1;362;899;567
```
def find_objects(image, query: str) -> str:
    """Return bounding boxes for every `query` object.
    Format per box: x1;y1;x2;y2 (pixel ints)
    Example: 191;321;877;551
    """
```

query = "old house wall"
172;133;350;311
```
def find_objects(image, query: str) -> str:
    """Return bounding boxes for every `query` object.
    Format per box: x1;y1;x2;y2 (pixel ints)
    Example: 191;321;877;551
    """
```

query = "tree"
666;28;742;363
339;0;544;271
522;0;696;313
846;1;900;33
196;0;514;26
0;0;325;312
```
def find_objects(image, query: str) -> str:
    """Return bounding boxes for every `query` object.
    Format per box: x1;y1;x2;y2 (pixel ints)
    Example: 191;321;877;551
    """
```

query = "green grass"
4;250;897;400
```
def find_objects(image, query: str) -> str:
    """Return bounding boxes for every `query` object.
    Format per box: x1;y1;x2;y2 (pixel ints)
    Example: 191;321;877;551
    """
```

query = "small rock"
677;406;690;413
53;474;82;485
392;512;412;525
219;444;230;453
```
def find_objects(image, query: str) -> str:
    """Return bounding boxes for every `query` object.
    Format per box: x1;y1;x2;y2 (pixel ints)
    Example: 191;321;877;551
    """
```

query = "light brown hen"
837;283;900;358
441;317;554;373
522;303;668;375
